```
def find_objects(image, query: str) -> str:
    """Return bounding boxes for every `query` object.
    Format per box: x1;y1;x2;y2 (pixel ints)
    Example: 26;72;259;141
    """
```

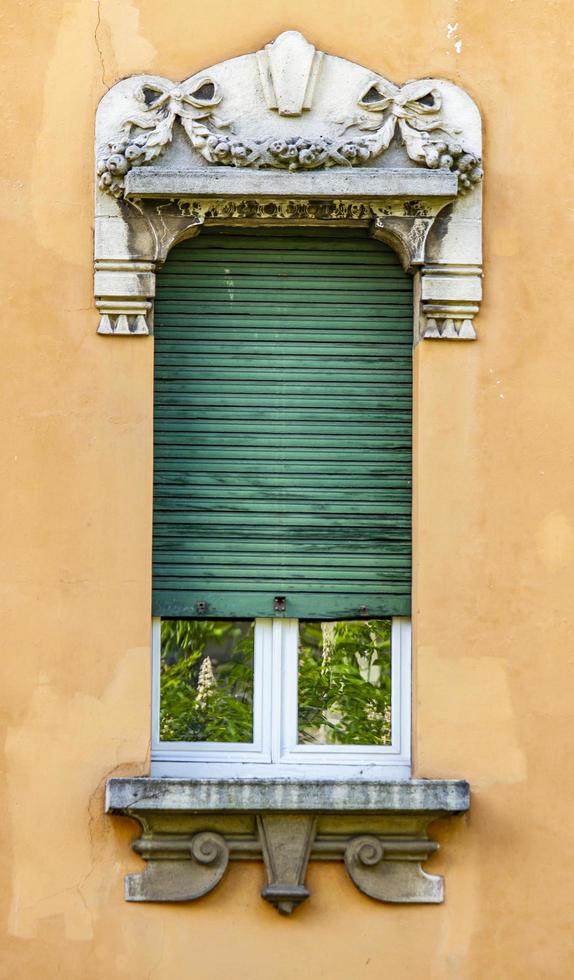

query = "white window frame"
151;616;411;779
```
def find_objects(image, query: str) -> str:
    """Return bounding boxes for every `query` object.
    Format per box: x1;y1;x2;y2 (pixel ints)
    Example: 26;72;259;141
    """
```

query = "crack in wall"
94;0;107;89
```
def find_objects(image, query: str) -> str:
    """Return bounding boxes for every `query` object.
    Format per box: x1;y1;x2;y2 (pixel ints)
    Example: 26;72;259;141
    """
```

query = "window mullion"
277;618;299;761
267;619;282;763
255;618;273;759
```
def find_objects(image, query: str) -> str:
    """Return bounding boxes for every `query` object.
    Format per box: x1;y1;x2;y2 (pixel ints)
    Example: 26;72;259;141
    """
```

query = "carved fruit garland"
97;76;483;198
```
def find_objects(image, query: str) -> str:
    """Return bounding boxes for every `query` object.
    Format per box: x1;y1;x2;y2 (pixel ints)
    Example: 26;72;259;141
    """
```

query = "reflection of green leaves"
159;620;254;743
298;620;392;746
160;618;392;748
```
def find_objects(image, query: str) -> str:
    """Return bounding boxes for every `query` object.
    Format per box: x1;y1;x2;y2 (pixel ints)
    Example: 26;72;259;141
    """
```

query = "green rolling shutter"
153;227;412;620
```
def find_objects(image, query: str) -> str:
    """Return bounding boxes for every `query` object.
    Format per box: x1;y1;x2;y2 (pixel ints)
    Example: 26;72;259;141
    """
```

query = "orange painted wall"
1;1;573;977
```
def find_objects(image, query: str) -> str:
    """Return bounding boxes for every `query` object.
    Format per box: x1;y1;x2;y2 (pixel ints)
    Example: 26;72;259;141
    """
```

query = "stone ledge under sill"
106;777;469;914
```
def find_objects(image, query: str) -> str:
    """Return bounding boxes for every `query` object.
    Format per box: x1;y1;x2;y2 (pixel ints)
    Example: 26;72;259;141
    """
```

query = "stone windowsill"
106;777;469;914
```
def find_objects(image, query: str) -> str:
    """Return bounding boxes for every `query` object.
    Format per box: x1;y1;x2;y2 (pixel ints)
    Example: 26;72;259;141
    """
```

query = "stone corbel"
106;778;470;913
418;263;483;340
94;258;155;335
344;835;442;903
127;830;229;901
370;215;438;271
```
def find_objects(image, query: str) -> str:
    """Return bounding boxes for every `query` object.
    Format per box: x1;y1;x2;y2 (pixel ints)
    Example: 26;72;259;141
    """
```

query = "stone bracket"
418;263;483;341
344;834;443;903
94;258;155;336
370;215;436;271
127;831;229;902
106;778;470;914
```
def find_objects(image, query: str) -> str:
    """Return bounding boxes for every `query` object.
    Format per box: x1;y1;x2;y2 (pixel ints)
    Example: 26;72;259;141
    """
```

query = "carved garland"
97;76;483;198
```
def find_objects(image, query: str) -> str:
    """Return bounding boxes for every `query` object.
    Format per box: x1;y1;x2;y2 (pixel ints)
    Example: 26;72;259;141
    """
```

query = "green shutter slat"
153;227;412;620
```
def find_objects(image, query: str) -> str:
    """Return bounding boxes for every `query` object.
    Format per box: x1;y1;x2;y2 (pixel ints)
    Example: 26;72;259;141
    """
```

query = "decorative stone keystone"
257;814;317;914
257;31;323;116
105;778;470;913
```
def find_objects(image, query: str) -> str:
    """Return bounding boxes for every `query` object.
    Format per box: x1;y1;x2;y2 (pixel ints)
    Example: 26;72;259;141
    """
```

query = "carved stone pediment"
94;31;483;340
96;31;481;197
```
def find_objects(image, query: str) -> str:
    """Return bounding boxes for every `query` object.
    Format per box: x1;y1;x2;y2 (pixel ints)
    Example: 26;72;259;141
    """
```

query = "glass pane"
298;620;392;746
159;619;254;743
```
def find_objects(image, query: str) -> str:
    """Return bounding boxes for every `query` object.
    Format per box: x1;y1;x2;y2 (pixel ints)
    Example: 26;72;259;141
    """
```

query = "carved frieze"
130;194;441;222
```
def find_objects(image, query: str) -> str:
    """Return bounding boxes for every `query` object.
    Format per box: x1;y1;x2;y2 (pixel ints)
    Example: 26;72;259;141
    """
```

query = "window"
151;227;412;779
152;616;410;776
101;36;478;906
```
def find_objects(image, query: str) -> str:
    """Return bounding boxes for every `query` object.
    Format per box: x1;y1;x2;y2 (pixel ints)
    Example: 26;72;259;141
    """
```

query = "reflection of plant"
298;620;392;745
195;656;216;710
159;619;254;743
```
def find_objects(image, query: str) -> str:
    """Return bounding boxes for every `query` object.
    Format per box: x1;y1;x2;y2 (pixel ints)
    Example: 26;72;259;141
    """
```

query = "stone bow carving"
97;48;482;197
97;77;228;197
350;79;483;192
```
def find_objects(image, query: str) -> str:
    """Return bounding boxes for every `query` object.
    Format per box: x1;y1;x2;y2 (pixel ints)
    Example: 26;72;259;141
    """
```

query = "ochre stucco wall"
1;2;573;977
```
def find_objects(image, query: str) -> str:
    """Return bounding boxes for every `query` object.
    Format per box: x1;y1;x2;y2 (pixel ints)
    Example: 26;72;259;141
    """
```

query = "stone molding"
106;778;470;913
94;31;483;341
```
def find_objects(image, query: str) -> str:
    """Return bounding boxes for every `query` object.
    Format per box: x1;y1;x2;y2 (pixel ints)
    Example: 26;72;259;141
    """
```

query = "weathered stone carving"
105;778;470;913
422;316;477;340
370;214;437;269
257;814;316;914
344;834;443;903
126;831;229;902
97;77;227;198
419;263;483;340
351;78;482;192
97;34;482;198
130;195;449;268
257;31;323;116
94;31;483;340
137;195;437;223
94;258;155;336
